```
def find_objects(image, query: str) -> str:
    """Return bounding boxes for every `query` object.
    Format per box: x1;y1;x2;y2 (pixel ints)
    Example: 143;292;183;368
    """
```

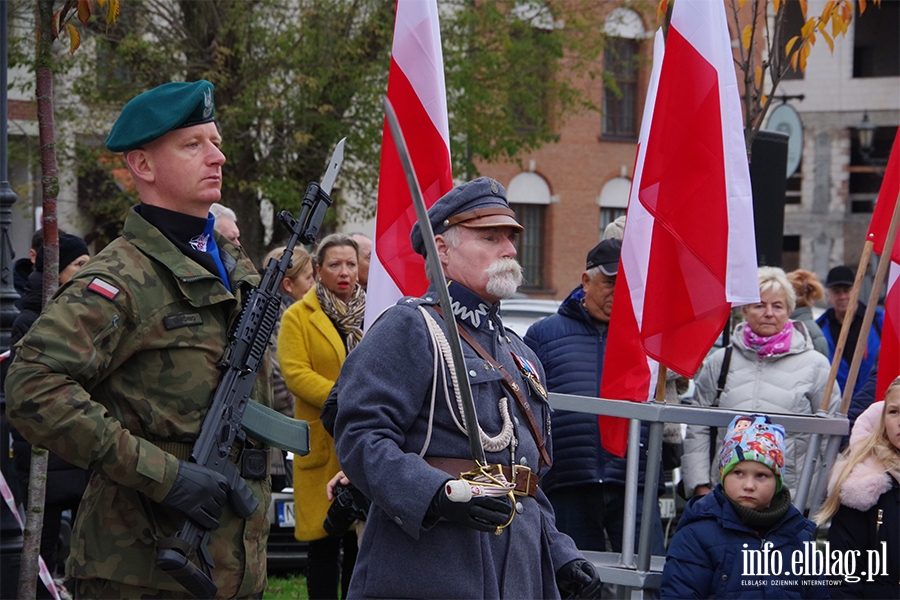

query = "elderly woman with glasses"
681;266;841;501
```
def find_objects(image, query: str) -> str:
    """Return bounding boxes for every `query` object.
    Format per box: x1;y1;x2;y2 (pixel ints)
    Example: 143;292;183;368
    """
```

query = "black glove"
160;460;256;529
428;482;513;532
556;559;602;599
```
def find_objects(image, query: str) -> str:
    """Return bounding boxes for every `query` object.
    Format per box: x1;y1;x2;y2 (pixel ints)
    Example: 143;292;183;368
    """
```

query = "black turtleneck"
137;203;223;279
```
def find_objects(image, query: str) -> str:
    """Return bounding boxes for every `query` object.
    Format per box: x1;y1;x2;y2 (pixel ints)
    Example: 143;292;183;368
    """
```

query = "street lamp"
858;110;876;163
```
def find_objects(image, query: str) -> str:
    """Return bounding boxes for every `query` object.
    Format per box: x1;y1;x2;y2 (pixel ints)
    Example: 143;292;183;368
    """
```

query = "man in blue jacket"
816;265;883;398
524;239;666;556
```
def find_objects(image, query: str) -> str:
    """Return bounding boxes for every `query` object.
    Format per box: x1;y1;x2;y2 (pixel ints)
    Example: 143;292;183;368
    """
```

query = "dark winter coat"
817;303;883;398
826;402;900;599
523;286;663;494
661;486;828;599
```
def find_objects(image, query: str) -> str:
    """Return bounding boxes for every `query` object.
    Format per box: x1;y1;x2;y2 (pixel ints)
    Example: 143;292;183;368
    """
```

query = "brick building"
476;0;899;302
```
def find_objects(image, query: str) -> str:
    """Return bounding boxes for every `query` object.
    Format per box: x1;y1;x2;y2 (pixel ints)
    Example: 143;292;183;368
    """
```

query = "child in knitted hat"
661;415;827;599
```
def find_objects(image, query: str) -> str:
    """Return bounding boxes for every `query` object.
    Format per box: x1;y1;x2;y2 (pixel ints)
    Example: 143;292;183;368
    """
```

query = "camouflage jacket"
5;208;273;598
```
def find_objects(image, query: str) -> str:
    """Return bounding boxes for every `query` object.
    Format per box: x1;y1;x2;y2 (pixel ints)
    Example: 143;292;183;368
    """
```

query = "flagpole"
844;190;899;413
655;365;668;402
819;190;900;413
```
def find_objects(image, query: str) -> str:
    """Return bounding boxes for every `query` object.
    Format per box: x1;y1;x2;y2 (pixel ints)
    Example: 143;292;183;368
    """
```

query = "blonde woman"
682;266;841;499
278;233;364;600
816;377;900;598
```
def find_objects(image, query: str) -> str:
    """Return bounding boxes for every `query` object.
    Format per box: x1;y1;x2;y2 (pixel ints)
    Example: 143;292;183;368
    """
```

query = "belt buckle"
512;464;533;496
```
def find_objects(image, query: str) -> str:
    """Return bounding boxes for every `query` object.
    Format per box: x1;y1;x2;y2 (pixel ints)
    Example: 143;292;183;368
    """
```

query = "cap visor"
598;263;618;276
458;215;524;232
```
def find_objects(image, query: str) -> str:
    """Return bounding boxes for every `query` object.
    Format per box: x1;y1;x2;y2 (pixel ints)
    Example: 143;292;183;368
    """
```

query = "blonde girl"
816;376;900;598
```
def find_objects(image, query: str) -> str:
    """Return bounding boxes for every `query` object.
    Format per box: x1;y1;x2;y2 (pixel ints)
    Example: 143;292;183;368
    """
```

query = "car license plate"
277;501;295;528
659;497;676;519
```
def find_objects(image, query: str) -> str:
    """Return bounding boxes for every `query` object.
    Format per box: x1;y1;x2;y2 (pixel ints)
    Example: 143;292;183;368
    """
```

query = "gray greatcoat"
335;284;583;599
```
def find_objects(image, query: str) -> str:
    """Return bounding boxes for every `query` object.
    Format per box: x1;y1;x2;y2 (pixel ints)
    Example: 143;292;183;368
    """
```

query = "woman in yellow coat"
278;233;365;600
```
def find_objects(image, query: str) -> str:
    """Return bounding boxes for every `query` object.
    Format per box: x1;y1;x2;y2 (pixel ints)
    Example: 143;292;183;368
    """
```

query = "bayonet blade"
320;137;346;196
381;97;487;467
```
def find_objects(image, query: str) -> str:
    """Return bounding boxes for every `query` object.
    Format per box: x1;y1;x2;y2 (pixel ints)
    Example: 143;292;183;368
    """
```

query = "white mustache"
485;258;523;280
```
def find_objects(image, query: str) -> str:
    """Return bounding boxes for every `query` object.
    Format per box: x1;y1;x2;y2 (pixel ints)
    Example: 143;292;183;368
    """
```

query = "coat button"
394;516;403;526
721;574;728;581
469;370;477;377
516;502;524;514
519;456;528;467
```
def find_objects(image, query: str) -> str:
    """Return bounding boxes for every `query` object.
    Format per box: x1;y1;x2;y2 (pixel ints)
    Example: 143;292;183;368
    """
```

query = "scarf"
726;487;792;534
743;321;793;359
316;281;365;353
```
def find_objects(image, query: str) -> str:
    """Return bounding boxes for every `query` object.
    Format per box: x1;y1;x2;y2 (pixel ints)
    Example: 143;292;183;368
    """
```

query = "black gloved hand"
160;460;255;529
556;559;602;599
428;482;513;532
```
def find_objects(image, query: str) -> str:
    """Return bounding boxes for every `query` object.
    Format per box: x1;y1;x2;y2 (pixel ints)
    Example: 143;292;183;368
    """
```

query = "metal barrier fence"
548;392;849;598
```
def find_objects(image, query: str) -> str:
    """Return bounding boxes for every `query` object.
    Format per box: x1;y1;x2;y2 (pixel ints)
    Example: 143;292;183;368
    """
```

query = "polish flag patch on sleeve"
87;277;120;300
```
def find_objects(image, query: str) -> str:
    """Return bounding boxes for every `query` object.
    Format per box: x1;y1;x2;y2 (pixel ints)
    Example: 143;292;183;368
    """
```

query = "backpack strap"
715;345;733;402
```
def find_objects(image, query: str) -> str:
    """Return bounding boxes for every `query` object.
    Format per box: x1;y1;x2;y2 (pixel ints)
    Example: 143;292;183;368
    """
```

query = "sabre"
381;97;487;468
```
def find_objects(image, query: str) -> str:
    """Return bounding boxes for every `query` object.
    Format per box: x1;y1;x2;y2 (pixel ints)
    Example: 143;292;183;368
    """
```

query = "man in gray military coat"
334;177;601;599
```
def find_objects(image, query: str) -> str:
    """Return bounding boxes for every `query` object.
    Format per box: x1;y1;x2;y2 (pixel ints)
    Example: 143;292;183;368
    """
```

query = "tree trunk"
18;1;61;598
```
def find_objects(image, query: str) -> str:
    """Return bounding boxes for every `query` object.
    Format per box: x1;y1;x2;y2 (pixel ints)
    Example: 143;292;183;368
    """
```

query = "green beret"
106;80;216;153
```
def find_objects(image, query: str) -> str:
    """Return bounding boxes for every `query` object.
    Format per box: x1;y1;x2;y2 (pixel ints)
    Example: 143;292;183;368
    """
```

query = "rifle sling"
433;306;551;469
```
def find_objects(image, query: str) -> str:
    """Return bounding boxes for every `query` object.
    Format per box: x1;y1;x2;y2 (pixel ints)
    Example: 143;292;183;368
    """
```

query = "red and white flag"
364;0;453;327
599;0;759;456
867;126;900;401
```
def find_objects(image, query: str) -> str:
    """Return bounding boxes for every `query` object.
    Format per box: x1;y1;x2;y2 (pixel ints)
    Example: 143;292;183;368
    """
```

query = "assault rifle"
155;139;345;598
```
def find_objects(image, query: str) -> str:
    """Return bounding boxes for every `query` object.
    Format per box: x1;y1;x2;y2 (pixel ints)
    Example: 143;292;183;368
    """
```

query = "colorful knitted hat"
718;414;786;492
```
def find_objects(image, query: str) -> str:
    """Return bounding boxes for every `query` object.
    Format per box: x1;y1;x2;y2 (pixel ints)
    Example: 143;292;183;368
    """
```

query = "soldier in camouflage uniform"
5;81;272;599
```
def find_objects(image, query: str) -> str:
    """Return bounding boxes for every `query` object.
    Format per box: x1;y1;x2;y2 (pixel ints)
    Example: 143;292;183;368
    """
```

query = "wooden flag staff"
819;190;900;413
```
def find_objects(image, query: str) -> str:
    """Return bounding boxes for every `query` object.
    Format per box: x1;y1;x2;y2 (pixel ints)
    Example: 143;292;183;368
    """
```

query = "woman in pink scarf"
681;266;842;501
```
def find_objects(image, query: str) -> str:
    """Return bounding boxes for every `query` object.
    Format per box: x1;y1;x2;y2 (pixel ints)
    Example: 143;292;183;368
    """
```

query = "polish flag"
599;0;759;456
364;0;453;327
867;126;900;401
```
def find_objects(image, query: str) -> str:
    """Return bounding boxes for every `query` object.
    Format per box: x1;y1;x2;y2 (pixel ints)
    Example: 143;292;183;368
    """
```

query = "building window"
782;235;800;272
781;0;805;80
785;170;801;204
510;203;545;289
849;125;897;213
602;37;639;139
597;176;631;238
853;1;900;78
507;172;551;290
600;207;627;233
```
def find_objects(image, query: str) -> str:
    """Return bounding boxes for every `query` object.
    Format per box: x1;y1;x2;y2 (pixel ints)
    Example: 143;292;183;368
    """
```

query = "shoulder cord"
418;306;514;454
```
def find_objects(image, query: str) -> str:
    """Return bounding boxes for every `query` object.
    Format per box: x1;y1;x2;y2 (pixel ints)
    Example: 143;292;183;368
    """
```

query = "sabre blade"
381;97;487;466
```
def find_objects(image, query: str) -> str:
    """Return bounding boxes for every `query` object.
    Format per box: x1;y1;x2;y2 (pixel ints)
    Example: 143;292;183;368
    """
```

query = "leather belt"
425;456;538;498
153;441;268;480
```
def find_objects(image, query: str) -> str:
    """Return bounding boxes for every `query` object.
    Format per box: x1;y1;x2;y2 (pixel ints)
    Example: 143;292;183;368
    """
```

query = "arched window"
507;172;551;289
597;176;631;237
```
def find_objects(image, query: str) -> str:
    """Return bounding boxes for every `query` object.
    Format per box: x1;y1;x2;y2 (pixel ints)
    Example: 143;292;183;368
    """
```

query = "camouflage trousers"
75;578;264;599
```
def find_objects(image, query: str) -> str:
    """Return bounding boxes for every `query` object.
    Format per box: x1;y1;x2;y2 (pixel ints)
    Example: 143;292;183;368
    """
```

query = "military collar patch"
446;280;493;330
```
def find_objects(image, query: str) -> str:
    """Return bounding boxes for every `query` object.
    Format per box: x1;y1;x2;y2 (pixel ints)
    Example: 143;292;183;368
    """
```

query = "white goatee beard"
485;258;524;299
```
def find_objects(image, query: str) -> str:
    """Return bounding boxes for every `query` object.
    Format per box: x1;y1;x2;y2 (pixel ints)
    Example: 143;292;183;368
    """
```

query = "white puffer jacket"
682;321;842;497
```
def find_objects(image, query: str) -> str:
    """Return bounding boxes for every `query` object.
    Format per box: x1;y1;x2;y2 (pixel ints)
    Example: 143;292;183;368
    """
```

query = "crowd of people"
1;80;895;600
